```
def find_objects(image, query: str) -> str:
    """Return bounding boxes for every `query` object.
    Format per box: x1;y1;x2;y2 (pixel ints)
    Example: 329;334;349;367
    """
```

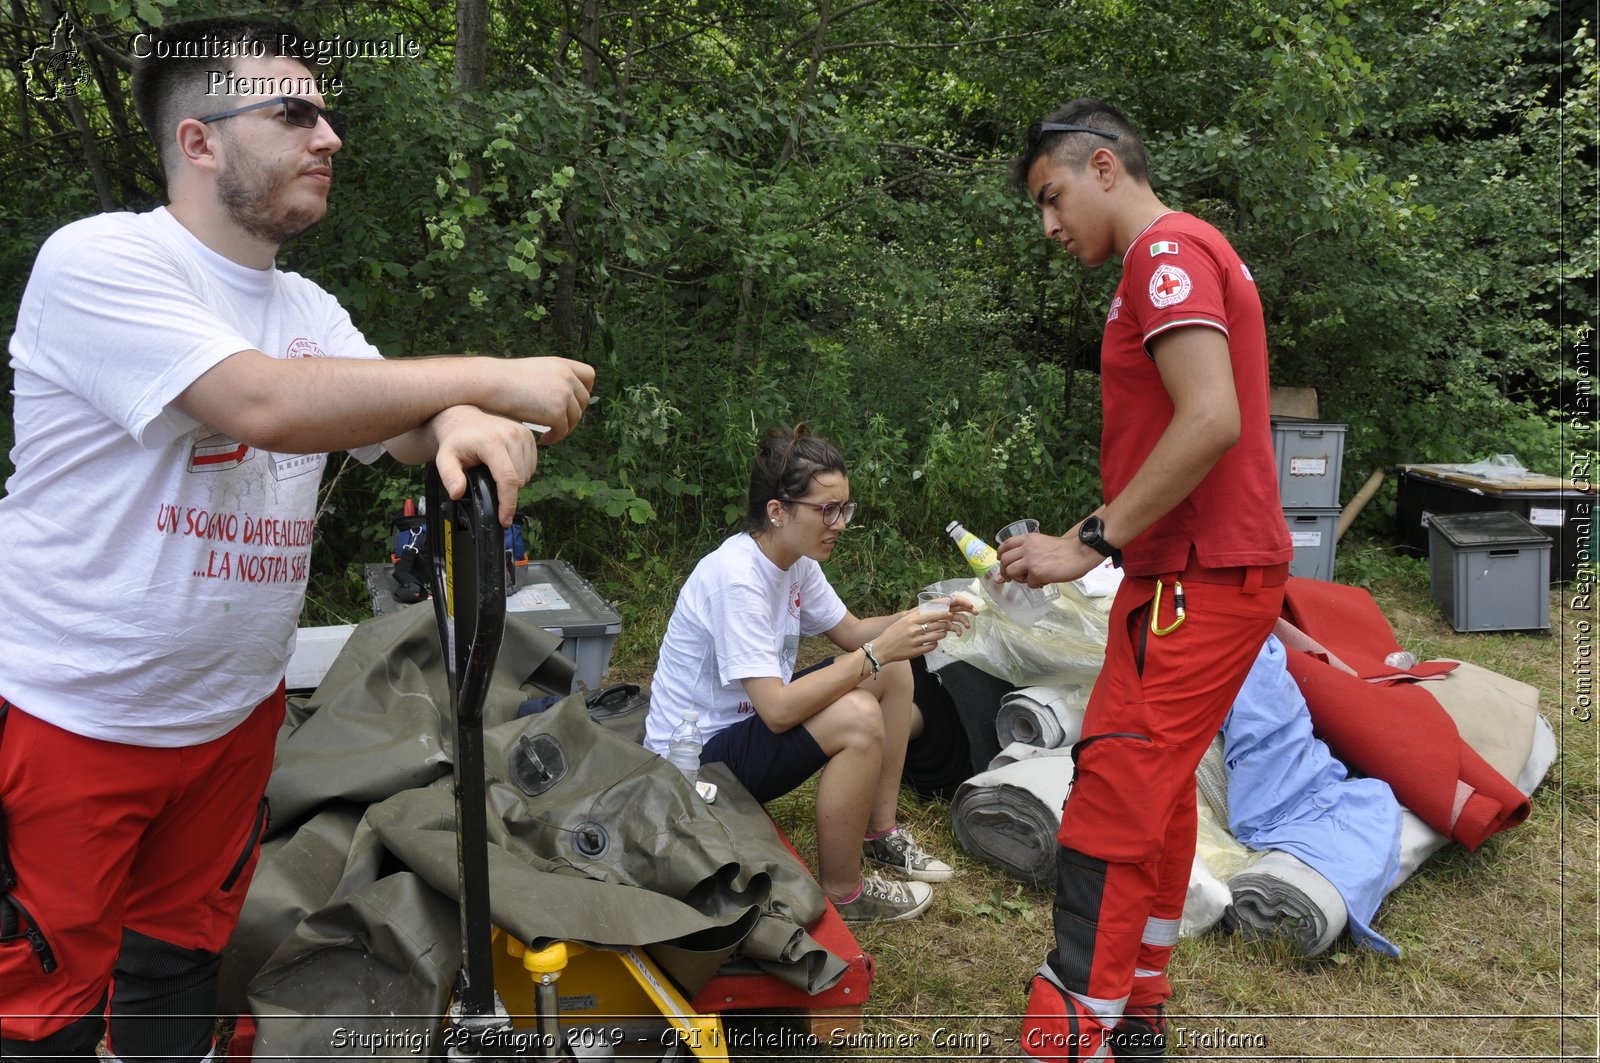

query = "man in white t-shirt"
0;18;594;1060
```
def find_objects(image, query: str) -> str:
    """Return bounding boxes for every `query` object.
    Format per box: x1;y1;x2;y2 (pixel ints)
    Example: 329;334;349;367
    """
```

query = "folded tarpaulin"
1181;851;1233;940
949;743;1075;885
994;685;1089;749
1222;851;1348;957
222;607;845;1059
951;745;1231;937
932;577;1110;687
1222;636;1403;956
1280;579;1531;851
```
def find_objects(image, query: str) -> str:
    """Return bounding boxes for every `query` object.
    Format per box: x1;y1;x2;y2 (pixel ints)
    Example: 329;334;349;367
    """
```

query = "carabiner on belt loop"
1150;578;1186;636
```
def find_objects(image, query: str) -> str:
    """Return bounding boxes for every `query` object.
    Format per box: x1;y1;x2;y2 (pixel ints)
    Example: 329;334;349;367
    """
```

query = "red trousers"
1022;564;1284;1060
0;689;283;1044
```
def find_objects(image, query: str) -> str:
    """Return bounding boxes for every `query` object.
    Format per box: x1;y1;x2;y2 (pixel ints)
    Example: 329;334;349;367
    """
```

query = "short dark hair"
744;424;847;534
131;18;316;177
1011;98;1150;194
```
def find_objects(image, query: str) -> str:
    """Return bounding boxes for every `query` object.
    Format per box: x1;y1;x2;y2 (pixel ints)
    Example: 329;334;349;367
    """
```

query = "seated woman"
645;425;970;924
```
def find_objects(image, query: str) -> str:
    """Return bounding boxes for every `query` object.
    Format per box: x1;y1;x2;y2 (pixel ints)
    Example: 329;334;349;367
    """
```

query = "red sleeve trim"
1141;316;1228;358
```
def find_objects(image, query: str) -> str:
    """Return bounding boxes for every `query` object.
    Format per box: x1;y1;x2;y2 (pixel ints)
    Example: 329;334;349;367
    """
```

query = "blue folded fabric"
1224;635;1403;957
516;694;563;717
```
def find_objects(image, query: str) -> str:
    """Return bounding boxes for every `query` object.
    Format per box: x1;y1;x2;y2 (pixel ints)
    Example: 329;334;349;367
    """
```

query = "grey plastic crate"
1428;512;1551;632
1272;417;1347;509
1284;508;1340;581
367;558;622;691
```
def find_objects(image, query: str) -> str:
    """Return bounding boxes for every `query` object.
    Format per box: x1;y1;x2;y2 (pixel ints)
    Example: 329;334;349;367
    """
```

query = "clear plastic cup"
994;519;1060;603
917;590;952;615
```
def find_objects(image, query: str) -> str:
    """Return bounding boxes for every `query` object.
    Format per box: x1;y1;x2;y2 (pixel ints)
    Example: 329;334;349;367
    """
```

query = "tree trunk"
732;266;758;368
34;0;114;209
455;0;488;94
776;0;831;172
552;0;602;358
8;0;34;145
734;0;833;366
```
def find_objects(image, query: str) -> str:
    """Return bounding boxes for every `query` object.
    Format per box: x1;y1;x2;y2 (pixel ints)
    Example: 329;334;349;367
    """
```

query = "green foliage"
0;0;1592;624
951;885;1041;924
1333;533;1431;594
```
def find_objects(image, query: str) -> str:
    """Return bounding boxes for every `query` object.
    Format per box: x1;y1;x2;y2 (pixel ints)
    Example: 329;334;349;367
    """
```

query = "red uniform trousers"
0;688;283;1056
1022;563;1285;1061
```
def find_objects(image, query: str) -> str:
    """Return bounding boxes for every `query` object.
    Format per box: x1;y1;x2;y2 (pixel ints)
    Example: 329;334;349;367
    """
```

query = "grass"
599;534;1599;1061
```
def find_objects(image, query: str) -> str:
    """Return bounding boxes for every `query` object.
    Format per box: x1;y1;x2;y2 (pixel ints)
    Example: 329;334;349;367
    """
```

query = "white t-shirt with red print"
1;207;383;746
645;532;848;755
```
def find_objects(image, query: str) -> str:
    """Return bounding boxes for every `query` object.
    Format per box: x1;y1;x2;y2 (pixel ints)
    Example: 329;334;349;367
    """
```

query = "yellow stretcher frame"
494;930;730;1062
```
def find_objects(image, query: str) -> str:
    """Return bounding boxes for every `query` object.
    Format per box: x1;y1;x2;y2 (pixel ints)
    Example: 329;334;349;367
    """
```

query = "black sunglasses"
777;498;858;527
1030;121;1120;142
198;96;345;137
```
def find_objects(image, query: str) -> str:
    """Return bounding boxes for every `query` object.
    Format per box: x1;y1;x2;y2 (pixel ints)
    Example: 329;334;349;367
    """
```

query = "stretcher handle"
425;463;507;1033
426;464;508;724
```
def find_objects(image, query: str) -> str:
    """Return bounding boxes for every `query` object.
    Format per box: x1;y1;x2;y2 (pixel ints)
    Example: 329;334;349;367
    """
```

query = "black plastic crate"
1396;465;1593;584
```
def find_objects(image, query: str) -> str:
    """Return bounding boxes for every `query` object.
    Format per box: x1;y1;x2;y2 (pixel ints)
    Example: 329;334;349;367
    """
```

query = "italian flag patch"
1149;240;1180;256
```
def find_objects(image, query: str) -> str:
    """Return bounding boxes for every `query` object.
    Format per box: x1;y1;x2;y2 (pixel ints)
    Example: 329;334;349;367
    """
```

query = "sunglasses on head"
777;498;858;527
198;96;345;137
1029;121;1120;143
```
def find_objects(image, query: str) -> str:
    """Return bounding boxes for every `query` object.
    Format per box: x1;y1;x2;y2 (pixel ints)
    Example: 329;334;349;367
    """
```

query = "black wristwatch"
1078;515;1123;567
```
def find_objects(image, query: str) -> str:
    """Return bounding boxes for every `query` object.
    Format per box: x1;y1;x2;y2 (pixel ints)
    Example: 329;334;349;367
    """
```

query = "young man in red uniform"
997;99;1293;1060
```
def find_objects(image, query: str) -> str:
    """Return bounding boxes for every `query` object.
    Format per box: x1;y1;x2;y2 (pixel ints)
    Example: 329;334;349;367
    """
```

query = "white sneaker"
863;827;954;882
836;873;934;924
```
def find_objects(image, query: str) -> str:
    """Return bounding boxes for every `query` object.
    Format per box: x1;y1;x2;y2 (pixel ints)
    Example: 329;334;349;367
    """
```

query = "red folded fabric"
1279;578;1530;851
1282;579;1456;682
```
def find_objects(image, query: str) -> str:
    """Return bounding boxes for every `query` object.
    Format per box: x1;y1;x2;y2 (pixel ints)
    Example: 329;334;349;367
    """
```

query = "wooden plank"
1398;464;1592;494
805;1006;864;1039
1269;386;1320;419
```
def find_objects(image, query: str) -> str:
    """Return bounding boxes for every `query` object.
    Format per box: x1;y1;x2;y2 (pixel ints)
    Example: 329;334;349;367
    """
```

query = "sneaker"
863;827;954;882
835;873;933;924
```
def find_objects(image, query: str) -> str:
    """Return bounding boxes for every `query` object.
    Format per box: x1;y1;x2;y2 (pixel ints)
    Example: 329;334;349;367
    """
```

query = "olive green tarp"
219;606;845;1060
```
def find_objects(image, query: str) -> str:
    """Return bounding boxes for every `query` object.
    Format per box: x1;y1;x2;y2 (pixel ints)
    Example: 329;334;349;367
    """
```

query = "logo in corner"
286;338;329;359
1149;240;1180;257
1148;265;1192;308
23;14;90;103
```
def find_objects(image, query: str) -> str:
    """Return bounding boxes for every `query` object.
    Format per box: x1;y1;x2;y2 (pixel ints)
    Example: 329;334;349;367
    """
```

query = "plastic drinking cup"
994;518;1060;603
995;518;1040;543
918;590;952;615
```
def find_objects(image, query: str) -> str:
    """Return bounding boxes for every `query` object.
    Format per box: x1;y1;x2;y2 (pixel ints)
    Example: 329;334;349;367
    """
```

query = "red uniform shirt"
1100;212;1293;576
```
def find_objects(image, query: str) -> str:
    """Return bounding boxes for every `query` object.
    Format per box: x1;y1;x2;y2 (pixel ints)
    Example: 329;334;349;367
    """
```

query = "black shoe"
1110;1005;1165;1060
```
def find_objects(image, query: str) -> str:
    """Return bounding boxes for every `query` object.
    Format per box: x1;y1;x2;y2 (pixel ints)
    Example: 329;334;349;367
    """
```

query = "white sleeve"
305;280;386;464
13;223;258;447
797;560;849;636
708;579;786;685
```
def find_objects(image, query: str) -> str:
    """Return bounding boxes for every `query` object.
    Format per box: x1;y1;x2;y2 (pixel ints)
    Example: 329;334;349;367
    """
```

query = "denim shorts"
700;660;830;802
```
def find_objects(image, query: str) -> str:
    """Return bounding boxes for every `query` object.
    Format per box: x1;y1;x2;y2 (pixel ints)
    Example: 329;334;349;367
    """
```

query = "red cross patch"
1148;264;1192;308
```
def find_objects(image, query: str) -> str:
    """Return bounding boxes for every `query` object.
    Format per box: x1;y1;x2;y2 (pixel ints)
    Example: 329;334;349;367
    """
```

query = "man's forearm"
174;353;509;453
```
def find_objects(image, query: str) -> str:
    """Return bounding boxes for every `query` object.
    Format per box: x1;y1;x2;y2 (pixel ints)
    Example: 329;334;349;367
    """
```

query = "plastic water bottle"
666;710;703;783
945;520;1048;626
1384;650;1418;670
